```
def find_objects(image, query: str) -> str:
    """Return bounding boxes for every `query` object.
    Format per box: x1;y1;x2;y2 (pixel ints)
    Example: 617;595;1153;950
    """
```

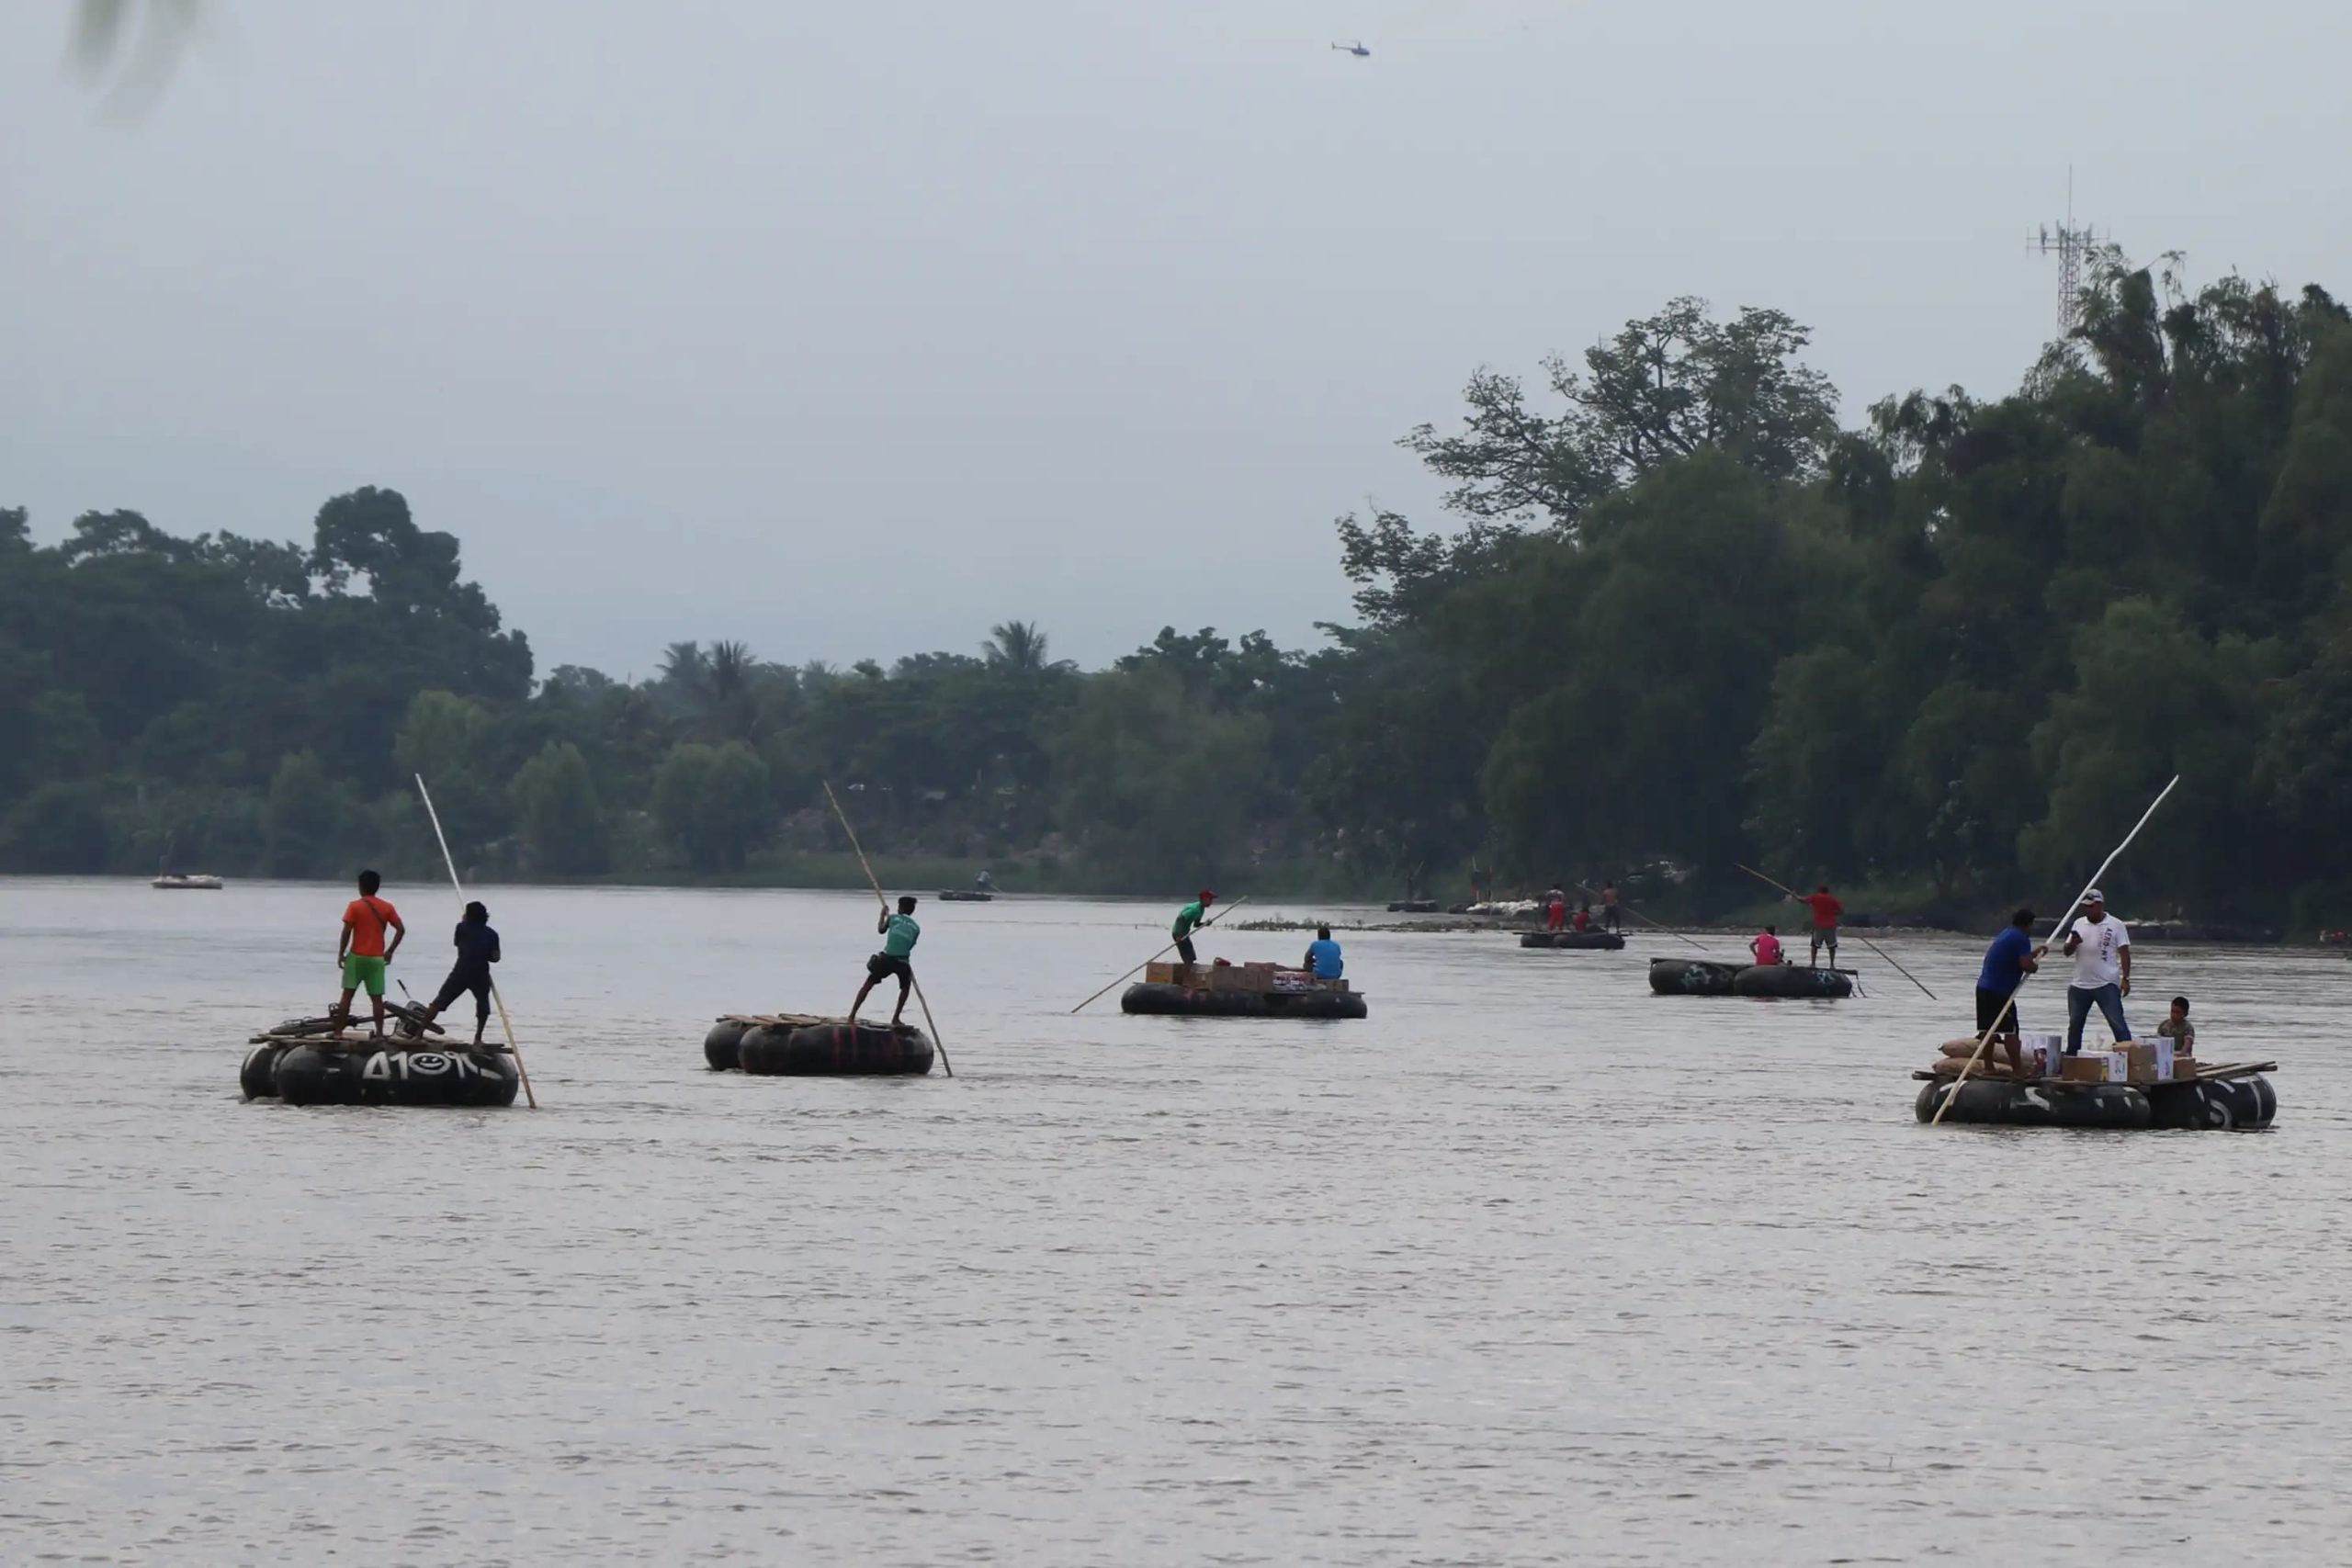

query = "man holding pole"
850;895;922;1029
1172;890;1215;976
1974;908;2041;1042
1791;883;1842;968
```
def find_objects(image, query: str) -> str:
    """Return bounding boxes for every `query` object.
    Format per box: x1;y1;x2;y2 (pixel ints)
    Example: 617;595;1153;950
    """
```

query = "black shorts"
1175;936;1197;964
1974;986;2019;1033
433;968;492;1019
866;953;914;986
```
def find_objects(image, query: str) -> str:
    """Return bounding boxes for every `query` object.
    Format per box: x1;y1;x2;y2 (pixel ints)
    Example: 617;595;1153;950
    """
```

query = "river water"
3;877;2346;1565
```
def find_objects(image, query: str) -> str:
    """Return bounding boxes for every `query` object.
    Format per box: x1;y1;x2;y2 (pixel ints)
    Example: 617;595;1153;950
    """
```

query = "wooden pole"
821;781;954;1077
413;774;537;1110
1574;882;1710;953
1735;863;1939;1000
1931;774;2180;1125
1069;897;1250;1014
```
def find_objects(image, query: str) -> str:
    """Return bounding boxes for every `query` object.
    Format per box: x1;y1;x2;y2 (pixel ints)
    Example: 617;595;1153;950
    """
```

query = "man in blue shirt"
1974;907;2042;1039
1302;925;1344;981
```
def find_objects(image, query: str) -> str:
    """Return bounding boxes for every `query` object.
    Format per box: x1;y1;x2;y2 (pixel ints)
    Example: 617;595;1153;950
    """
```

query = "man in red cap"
1172;890;1216;978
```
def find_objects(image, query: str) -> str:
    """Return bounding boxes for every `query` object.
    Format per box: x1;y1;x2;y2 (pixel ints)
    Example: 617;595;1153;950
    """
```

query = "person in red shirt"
1571;904;1591;933
332;868;406;1040
1792;884;1842;968
1749;924;1784;965
1545;888;1567;931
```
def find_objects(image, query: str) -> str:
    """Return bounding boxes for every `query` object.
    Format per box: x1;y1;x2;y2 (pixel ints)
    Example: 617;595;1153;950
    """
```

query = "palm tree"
657;640;708;694
706;639;758;739
984;621;1054;676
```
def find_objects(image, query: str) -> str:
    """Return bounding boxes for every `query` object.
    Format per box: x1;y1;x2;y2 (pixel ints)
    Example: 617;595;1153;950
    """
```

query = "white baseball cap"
2082;888;2106;904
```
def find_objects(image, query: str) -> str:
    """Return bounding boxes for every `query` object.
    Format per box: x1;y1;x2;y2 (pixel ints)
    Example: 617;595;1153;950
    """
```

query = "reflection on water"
4;877;2347;1564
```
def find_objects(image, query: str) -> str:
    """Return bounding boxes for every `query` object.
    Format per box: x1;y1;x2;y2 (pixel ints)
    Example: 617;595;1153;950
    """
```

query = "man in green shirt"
1172;889;1216;976
850;895;922;1028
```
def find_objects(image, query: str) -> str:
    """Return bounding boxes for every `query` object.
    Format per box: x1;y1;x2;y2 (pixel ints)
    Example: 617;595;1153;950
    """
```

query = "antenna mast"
2030;169;2104;334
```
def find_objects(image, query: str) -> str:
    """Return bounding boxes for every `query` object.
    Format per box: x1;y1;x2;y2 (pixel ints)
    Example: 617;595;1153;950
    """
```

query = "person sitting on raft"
1749;924;1784;965
419;900;501;1047
2157;995;2195;1053
1572;903;1593;933
1171;890;1215;975
1974;907;2042;1042
1790;883;1842;967
850;896;922;1029
1302;925;1344;981
331;869;405;1041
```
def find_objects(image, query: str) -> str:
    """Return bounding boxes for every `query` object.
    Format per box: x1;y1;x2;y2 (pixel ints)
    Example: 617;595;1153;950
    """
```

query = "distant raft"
705;1013;933;1076
936;890;995;902
242;1037;519;1108
1386;898;1440;913
1916;1071;2277;1131
1646;957;1851;998
1521;931;1626;950
1121;959;1367;1019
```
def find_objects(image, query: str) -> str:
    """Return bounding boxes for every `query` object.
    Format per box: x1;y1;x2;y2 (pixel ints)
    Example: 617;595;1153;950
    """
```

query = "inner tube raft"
1648;958;1739;996
1521;931;1626;950
737;1021;933;1076
1119;983;1369;1019
1733;964;1853;998
1917;1075;2276;1131
253;1042;521;1108
705;1018;752;1070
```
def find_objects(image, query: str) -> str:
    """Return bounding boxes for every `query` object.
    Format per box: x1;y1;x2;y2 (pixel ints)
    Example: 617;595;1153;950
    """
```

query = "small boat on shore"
153;873;223;890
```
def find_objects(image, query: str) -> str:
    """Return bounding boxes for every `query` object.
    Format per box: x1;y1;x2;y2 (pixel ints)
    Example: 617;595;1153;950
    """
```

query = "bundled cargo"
1123;957;1367;1020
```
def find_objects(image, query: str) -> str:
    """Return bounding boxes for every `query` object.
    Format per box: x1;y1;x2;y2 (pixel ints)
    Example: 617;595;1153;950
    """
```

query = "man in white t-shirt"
2060;888;2132;1055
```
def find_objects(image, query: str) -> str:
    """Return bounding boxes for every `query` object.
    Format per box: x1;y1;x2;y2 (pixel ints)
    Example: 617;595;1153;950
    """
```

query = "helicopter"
1330;40;1371;57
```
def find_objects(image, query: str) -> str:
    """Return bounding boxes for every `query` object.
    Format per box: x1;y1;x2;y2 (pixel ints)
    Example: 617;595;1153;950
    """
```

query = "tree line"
7;254;2352;921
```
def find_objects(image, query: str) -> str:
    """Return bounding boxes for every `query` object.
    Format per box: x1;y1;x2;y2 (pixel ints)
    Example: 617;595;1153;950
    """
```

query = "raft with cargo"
1647;956;1853;998
1121;960;1367;1019
704;1013;935;1075
1913;1035;2276;1129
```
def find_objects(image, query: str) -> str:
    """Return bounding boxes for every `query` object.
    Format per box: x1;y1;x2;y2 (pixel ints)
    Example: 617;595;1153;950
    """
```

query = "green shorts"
342;953;388;996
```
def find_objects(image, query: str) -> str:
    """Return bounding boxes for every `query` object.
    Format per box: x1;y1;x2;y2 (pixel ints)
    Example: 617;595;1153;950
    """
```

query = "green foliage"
511;740;609;875
650;740;771;871
7;271;2352;918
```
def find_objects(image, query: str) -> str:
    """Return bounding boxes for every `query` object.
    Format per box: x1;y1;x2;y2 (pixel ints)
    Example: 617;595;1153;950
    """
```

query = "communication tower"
2030;171;2104;334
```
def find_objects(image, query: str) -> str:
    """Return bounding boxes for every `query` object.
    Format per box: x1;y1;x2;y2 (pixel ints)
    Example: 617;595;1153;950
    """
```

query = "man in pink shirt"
1749;924;1784;965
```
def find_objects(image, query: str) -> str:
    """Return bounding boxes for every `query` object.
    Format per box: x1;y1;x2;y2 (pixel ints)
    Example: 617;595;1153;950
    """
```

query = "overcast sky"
5;0;2347;676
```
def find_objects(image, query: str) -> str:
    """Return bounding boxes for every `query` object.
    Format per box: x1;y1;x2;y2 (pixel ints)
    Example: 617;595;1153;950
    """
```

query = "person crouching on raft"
331;869;404;1041
1749;924;1784;966
850;896;922;1028
1790;883;1842;967
1171;890;1215;976
1302;925;1344;980
420;900;501;1047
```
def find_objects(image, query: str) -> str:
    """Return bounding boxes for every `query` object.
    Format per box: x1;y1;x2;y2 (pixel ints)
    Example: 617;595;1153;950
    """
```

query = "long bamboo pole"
1930;774;2180;1125
1735;863;1939;999
1069;897;1250;1014
413;774;537;1110
821;782;954;1077
1573;882;1710;953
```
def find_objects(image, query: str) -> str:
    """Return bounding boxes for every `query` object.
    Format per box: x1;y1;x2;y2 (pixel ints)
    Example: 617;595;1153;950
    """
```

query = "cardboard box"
2059;1055;2108;1084
1145;961;1189;986
2106;1050;2131;1083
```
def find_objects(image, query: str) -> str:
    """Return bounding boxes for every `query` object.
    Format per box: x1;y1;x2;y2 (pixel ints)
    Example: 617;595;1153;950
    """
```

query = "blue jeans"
2065;983;2131;1054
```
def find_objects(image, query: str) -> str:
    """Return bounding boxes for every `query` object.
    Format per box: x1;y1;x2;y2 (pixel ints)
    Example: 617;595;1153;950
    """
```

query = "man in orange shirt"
332;868;406;1040
1792;883;1842;968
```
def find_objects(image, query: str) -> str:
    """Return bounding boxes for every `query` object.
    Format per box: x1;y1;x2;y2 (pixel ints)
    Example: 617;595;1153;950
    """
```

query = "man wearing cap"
2060;888;2132;1055
1172;890;1216;977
